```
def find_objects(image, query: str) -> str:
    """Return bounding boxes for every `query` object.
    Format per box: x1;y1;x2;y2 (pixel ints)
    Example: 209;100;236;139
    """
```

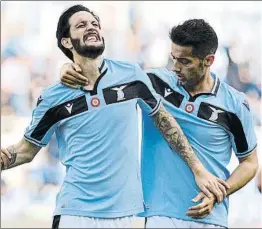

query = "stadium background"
1;1;261;228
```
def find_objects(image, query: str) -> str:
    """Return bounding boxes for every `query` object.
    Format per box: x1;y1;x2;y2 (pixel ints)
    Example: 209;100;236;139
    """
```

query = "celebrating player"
60;18;258;228
1;6;229;229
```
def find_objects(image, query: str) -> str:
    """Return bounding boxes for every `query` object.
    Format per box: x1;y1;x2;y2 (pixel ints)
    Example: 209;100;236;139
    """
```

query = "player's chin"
178;79;187;86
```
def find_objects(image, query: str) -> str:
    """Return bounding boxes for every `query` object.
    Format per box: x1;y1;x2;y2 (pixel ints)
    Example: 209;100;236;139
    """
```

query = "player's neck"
186;69;214;96
74;54;103;85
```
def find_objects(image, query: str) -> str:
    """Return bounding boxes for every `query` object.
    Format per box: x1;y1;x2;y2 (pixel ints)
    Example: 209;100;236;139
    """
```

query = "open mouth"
84;32;100;42
177;74;184;81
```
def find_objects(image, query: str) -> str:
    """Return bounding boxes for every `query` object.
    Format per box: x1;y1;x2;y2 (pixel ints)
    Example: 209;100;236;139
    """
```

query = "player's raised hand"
60;63;87;89
194;169;230;203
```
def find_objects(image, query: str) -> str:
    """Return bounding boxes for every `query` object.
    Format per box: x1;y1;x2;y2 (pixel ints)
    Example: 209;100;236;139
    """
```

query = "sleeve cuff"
236;144;257;159
24;135;46;147
148;99;161;116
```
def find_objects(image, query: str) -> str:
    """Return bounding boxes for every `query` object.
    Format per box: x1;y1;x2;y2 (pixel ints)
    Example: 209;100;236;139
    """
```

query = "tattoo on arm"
5;146;17;167
152;104;202;172
2;138;41;170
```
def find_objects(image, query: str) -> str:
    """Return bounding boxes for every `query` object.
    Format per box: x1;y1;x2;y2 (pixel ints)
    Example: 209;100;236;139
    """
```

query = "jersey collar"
210;73;220;95
98;57;107;73
81;57;108;95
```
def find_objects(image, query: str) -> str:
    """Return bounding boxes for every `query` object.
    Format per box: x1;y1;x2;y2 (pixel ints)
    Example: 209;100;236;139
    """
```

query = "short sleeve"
134;64;162;116
24;91;58;147
231;94;257;159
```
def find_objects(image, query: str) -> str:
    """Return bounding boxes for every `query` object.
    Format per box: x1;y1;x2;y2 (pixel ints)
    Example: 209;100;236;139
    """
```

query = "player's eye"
77;24;85;28
92;22;99;27
179;59;190;65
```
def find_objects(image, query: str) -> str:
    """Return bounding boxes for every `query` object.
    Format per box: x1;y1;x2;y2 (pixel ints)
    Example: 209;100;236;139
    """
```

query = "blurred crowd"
1;1;261;122
1;1;261;227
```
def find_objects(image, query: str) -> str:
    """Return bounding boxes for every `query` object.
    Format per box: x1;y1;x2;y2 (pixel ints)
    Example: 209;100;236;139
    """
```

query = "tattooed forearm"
3;145;17;167
1;138;41;170
152;104;204;173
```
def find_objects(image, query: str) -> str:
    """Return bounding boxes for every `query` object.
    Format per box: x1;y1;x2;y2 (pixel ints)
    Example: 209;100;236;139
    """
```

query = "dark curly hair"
169;19;218;59
56;4;100;61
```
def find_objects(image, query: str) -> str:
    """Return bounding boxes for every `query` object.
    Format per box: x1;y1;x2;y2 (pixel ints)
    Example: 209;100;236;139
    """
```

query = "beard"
183;61;206;89
71;37;105;59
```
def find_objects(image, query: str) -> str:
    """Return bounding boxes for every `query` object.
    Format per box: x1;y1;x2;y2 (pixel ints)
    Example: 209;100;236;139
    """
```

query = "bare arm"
1;138;41;170
226;149;259;196
151;104;229;202
152;104;203;171
187;149;259;219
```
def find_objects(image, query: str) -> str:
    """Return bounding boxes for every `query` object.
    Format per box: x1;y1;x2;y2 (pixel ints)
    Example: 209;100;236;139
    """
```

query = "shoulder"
39;81;84;108
220;81;246;102
145;68;177;82
105;58;149;83
145;68;175;79
219;81;248;112
105;58;139;73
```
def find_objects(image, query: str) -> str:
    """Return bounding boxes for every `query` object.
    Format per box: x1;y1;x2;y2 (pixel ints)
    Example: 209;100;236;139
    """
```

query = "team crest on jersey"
185;103;194;113
91;97;100;107
111;85;128;101
208;106;224;122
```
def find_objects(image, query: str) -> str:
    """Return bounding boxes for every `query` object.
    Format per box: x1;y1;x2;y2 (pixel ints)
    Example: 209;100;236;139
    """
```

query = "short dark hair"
169;19;218;59
56;4;100;61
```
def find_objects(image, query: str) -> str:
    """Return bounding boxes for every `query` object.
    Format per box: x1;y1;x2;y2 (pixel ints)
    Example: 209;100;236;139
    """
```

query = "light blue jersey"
139;68;257;227
24;59;161;218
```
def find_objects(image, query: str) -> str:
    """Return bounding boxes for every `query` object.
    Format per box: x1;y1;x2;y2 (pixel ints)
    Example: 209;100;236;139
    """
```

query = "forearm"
1;138;40;170
152;104;204;174
226;157;258;196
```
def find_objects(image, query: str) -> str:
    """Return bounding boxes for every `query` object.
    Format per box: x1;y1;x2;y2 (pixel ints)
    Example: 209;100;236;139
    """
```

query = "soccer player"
60;19;259;228
0;6;229;229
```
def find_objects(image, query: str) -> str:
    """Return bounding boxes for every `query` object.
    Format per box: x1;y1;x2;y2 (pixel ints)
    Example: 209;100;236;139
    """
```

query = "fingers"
60;62;87;86
187;199;212;219
217;182;227;200
60;63;72;76
198;185;212;199
217;178;230;189
188;201;207;211
62;82;81;90
65;71;88;85
191;192;205;203
1;156;9;170
61;74;86;88
1;148;11;159
187;194;216;219
61;78;82;88
186;206;210;217
1;148;11;169
208;184;223;203
210;179;228;203
72;63;82;72
61;73;74;83
192;213;209;219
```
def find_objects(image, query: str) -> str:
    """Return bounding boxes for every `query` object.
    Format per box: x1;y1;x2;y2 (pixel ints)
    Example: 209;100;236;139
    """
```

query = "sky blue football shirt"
139;68;257;227
24;58;161;218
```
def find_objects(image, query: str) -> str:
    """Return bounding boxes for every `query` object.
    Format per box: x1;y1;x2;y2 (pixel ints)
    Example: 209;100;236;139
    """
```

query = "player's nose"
172;65;181;73
172;60;181;73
